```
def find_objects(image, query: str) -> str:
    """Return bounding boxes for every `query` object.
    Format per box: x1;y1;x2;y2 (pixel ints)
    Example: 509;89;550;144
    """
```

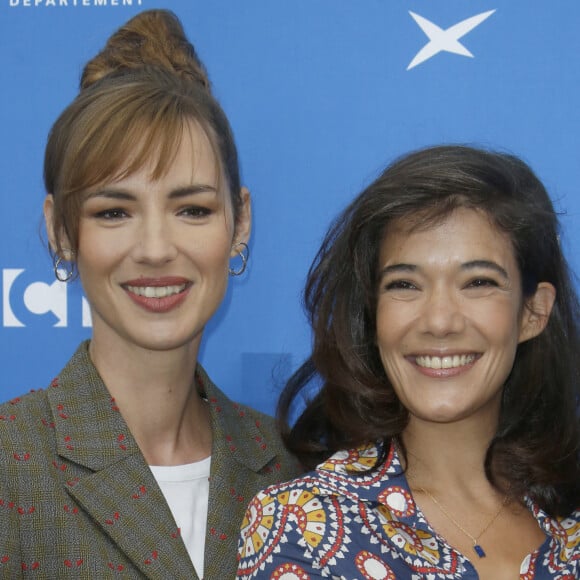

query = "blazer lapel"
48;343;198;579
199;369;280;578
67;454;197;579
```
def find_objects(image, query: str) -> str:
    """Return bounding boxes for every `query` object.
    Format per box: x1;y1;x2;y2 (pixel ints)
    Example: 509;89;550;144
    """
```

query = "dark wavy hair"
279;145;580;517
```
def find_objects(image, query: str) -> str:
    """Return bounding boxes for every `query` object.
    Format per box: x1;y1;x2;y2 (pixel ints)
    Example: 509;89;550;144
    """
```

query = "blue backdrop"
1;0;579;414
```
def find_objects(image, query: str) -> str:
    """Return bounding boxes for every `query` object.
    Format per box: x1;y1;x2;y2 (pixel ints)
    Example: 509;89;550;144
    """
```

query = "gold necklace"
416;487;510;558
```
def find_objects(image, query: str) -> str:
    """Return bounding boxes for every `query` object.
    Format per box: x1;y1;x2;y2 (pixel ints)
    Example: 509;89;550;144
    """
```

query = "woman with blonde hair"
0;10;298;579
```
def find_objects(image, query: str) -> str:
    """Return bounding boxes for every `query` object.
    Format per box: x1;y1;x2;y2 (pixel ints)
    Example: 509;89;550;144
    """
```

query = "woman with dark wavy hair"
237;145;580;579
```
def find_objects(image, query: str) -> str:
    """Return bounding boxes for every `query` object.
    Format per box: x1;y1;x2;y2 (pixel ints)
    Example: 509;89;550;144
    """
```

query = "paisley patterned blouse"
237;442;580;579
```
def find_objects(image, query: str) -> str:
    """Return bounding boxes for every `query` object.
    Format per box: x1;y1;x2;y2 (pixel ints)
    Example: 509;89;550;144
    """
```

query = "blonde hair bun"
80;9;210;91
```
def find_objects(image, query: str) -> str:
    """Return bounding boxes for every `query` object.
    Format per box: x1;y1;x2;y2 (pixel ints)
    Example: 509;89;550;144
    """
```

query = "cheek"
76;239;121;273
191;235;233;274
476;300;522;344
376;301;411;350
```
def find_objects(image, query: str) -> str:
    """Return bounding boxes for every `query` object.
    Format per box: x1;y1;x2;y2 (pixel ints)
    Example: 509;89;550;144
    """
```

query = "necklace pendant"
473;544;486;558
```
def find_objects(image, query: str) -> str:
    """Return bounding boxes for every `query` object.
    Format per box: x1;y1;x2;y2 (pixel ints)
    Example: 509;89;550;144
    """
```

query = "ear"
43;194;72;258
518;282;556;344
230;186;252;256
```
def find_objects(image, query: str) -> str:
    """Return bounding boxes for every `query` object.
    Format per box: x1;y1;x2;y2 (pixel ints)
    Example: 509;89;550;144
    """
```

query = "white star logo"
407;9;496;70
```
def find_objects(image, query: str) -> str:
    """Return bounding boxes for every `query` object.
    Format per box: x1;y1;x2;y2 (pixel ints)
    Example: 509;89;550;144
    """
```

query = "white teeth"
415;354;476;369
126;284;186;298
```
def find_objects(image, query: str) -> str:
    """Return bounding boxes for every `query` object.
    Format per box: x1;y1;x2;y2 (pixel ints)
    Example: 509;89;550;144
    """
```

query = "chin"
411;405;468;424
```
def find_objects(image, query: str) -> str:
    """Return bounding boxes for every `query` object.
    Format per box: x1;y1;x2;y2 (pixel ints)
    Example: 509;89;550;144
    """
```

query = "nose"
419;285;465;337
131;214;178;265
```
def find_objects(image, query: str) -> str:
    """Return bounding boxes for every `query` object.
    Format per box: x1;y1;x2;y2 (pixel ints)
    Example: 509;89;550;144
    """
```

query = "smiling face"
46;122;250;357
376;207;549;429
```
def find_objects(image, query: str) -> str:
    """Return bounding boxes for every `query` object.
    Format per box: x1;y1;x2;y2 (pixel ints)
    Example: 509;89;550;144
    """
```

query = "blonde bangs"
45;69;234;255
63;91;186;198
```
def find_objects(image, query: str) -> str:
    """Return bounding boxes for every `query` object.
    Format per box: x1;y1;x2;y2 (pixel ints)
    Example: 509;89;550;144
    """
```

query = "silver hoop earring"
53;254;74;282
229;242;249;276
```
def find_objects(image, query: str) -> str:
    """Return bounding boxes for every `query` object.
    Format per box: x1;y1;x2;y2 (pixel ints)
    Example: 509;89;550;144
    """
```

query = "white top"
149;456;211;577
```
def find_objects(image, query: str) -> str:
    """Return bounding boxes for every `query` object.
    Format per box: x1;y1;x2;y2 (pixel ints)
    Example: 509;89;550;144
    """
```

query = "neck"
400;415;498;492
88;334;212;466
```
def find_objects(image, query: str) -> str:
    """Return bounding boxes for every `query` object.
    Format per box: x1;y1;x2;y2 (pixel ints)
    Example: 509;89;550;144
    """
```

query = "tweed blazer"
0;342;300;579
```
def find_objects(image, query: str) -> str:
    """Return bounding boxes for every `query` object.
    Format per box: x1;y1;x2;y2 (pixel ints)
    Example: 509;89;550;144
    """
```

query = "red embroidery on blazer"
255;419;261;428
1;555;9;564
117;434;127;451
171;528;181;539
63;436;74;450
52;461;67;472
110;397;120;412
56;404;68;419
225;434;237;452
105;512;120;525
208;397;222;412
63;505;79;515
254;436;267;451
144;551;158;565
42;418;56;428
229;487;245;503
13;453;30;461
0;500;35;516
17;506;35;515
132;485;147;499
50;378;59;388
0;414;16;421
108;562;125;571
210;527;228;541
9;397;21;405
64;559;83;568
66;477;80;487
21;562;40;571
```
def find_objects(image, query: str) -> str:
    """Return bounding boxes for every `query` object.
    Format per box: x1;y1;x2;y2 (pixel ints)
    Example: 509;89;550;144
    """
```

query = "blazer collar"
198;365;282;577
47;341;283;580
197;364;279;473
47;342;198;579
49;342;279;474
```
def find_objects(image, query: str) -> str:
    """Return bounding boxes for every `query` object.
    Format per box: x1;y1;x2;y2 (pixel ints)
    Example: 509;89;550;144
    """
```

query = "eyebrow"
379;260;509;279
84;184;218;201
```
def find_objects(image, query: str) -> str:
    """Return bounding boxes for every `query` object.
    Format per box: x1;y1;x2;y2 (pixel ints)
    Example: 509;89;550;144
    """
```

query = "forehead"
116;120;220;186
379;208;518;269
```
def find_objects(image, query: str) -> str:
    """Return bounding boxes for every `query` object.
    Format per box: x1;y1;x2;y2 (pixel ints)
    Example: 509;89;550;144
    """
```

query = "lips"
122;277;191;313
125;284;187;298
415;354;477;370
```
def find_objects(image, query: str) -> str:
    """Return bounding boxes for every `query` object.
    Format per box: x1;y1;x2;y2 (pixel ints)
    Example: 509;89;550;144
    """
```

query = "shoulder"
237;470;332;577
0;386;58;499
237;448;391;579
0;387;53;444
253;442;399;502
0;342;96;448
237;443;414;579
197;367;301;481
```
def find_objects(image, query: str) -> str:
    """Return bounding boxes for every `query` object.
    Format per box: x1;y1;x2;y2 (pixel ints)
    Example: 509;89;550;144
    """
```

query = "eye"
384;280;419;291
178;206;212;219
466;277;499;289
93;208;128;220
